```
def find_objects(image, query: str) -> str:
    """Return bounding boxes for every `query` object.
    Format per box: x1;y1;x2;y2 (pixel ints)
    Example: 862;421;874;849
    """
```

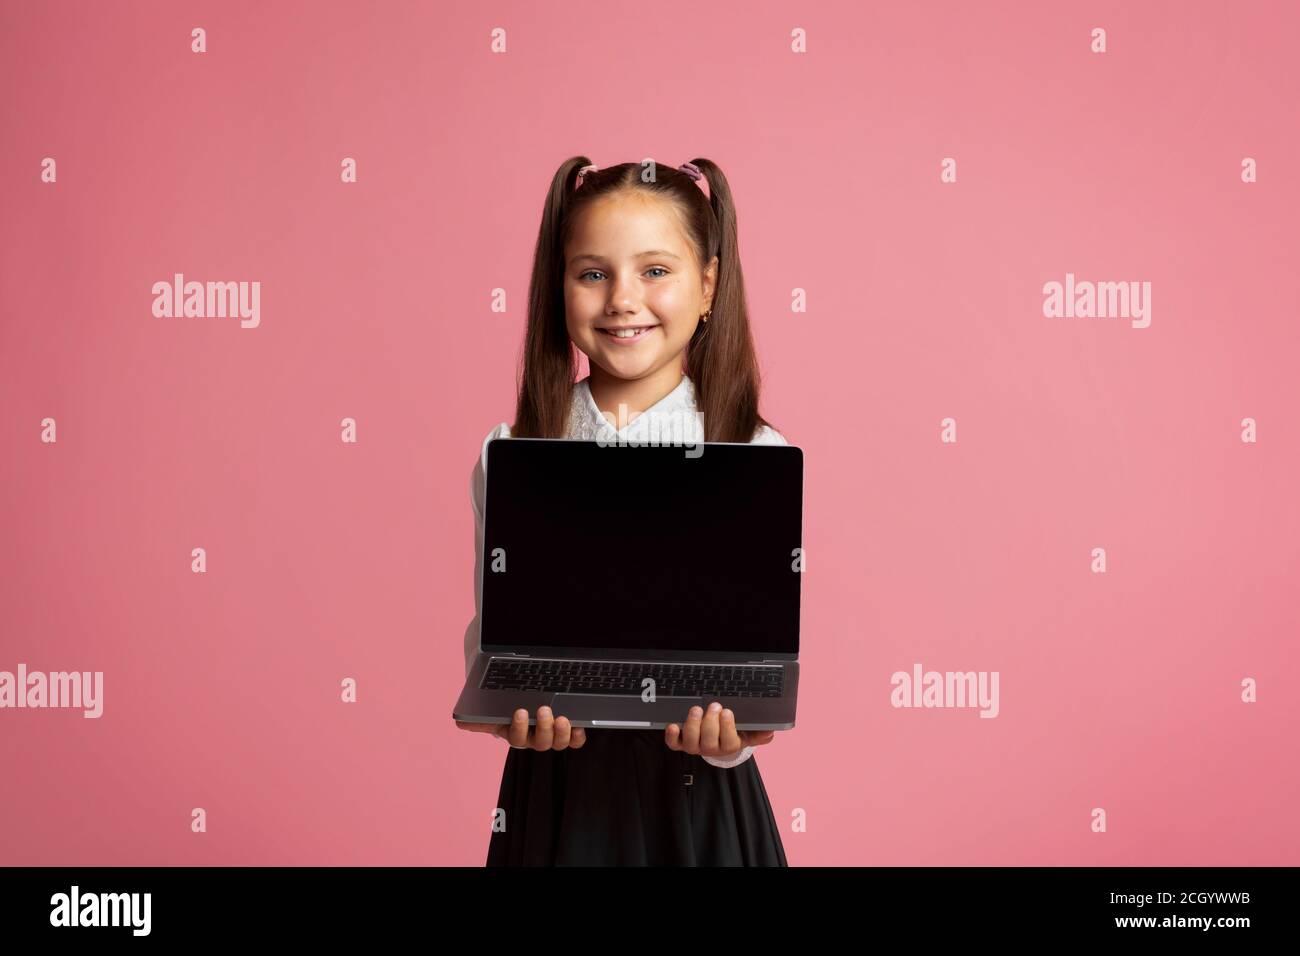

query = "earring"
701;309;711;322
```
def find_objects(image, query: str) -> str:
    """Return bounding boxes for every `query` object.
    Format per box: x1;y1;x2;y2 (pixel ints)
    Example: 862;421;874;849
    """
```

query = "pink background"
2;0;1297;865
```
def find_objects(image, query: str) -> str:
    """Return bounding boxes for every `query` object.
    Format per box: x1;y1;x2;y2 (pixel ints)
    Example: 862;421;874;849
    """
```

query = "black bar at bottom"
0;865;1286;940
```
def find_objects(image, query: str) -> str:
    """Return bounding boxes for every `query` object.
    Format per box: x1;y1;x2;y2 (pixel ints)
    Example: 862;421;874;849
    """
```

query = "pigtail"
682;159;769;443
512;158;590;437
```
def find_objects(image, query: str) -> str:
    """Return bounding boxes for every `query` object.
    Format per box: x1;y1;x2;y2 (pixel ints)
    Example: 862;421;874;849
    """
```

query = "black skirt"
485;728;787;866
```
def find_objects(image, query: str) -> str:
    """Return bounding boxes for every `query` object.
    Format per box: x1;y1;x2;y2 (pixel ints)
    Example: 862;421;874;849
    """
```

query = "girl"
456;156;790;866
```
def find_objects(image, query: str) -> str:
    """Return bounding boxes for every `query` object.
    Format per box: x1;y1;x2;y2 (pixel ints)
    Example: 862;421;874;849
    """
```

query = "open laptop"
452;437;803;730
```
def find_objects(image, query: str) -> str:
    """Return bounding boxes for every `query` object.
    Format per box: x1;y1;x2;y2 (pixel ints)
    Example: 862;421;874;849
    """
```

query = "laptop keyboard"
481;658;784;698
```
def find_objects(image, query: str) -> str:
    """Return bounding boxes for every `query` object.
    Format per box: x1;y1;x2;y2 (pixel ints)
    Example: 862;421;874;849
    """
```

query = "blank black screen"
480;439;803;656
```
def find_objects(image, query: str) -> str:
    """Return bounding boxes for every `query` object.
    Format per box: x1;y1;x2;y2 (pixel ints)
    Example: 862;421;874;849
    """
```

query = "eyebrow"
569;250;683;265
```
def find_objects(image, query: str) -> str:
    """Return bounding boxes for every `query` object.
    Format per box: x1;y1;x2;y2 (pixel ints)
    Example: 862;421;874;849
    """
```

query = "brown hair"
511;156;773;443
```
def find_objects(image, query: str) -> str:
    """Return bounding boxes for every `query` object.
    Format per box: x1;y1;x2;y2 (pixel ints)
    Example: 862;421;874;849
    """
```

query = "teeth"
608;327;647;338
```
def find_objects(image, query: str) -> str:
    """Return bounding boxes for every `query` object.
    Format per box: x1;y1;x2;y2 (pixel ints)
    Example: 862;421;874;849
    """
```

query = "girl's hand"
664;701;776;758
455;706;587;751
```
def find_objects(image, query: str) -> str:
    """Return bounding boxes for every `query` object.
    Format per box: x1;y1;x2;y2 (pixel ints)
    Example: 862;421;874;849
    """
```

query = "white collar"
567;374;703;443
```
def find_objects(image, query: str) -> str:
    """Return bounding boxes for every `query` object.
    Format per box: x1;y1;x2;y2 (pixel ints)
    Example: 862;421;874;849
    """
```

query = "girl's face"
564;191;717;384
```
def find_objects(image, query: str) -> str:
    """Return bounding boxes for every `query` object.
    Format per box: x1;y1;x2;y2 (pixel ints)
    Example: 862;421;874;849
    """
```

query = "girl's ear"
701;255;719;312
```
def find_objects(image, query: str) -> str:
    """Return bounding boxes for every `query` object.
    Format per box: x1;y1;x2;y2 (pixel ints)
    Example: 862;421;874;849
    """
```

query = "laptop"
452;437;803;730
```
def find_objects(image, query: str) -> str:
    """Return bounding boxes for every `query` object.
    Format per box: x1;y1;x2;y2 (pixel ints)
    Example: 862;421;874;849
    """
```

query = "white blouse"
462;373;787;769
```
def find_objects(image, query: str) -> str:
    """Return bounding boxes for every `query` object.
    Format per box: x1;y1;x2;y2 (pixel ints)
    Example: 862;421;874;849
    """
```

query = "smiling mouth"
597;325;658;342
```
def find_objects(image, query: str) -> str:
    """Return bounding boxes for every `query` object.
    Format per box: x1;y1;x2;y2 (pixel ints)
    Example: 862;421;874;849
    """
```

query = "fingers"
545;710;586;749
532;706;555;750
551;713;574;750
699;702;722;754
506;708;531;748
664;722;683;751
717;707;744;755
501;706;585;751
681;704;704;753
668;703;749;756
493;704;760;756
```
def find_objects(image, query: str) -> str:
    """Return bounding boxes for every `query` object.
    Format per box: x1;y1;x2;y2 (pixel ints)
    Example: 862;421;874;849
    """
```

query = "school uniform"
463;374;789;865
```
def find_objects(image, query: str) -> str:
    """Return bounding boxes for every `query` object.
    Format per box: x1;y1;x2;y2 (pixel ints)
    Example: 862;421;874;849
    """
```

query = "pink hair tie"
575;164;598;188
680;161;710;199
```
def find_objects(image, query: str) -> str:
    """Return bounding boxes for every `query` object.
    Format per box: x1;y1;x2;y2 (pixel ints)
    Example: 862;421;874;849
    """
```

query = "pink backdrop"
2;0;1296;865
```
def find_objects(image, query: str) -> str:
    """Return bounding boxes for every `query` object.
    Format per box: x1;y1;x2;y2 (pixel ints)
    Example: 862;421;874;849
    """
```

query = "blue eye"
578;267;669;281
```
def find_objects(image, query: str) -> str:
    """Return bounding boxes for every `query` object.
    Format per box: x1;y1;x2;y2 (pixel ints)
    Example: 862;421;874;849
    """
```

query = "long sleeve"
702;745;756;769
463;423;510;680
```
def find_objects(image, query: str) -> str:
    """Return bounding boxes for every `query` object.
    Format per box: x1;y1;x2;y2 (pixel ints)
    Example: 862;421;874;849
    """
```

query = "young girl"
456;157;790;866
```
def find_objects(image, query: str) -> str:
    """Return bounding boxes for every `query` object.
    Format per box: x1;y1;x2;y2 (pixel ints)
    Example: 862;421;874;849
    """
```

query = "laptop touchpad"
551;693;689;726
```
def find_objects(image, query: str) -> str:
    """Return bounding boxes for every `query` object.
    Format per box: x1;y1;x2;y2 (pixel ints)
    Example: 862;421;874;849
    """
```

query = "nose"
604;271;641;315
